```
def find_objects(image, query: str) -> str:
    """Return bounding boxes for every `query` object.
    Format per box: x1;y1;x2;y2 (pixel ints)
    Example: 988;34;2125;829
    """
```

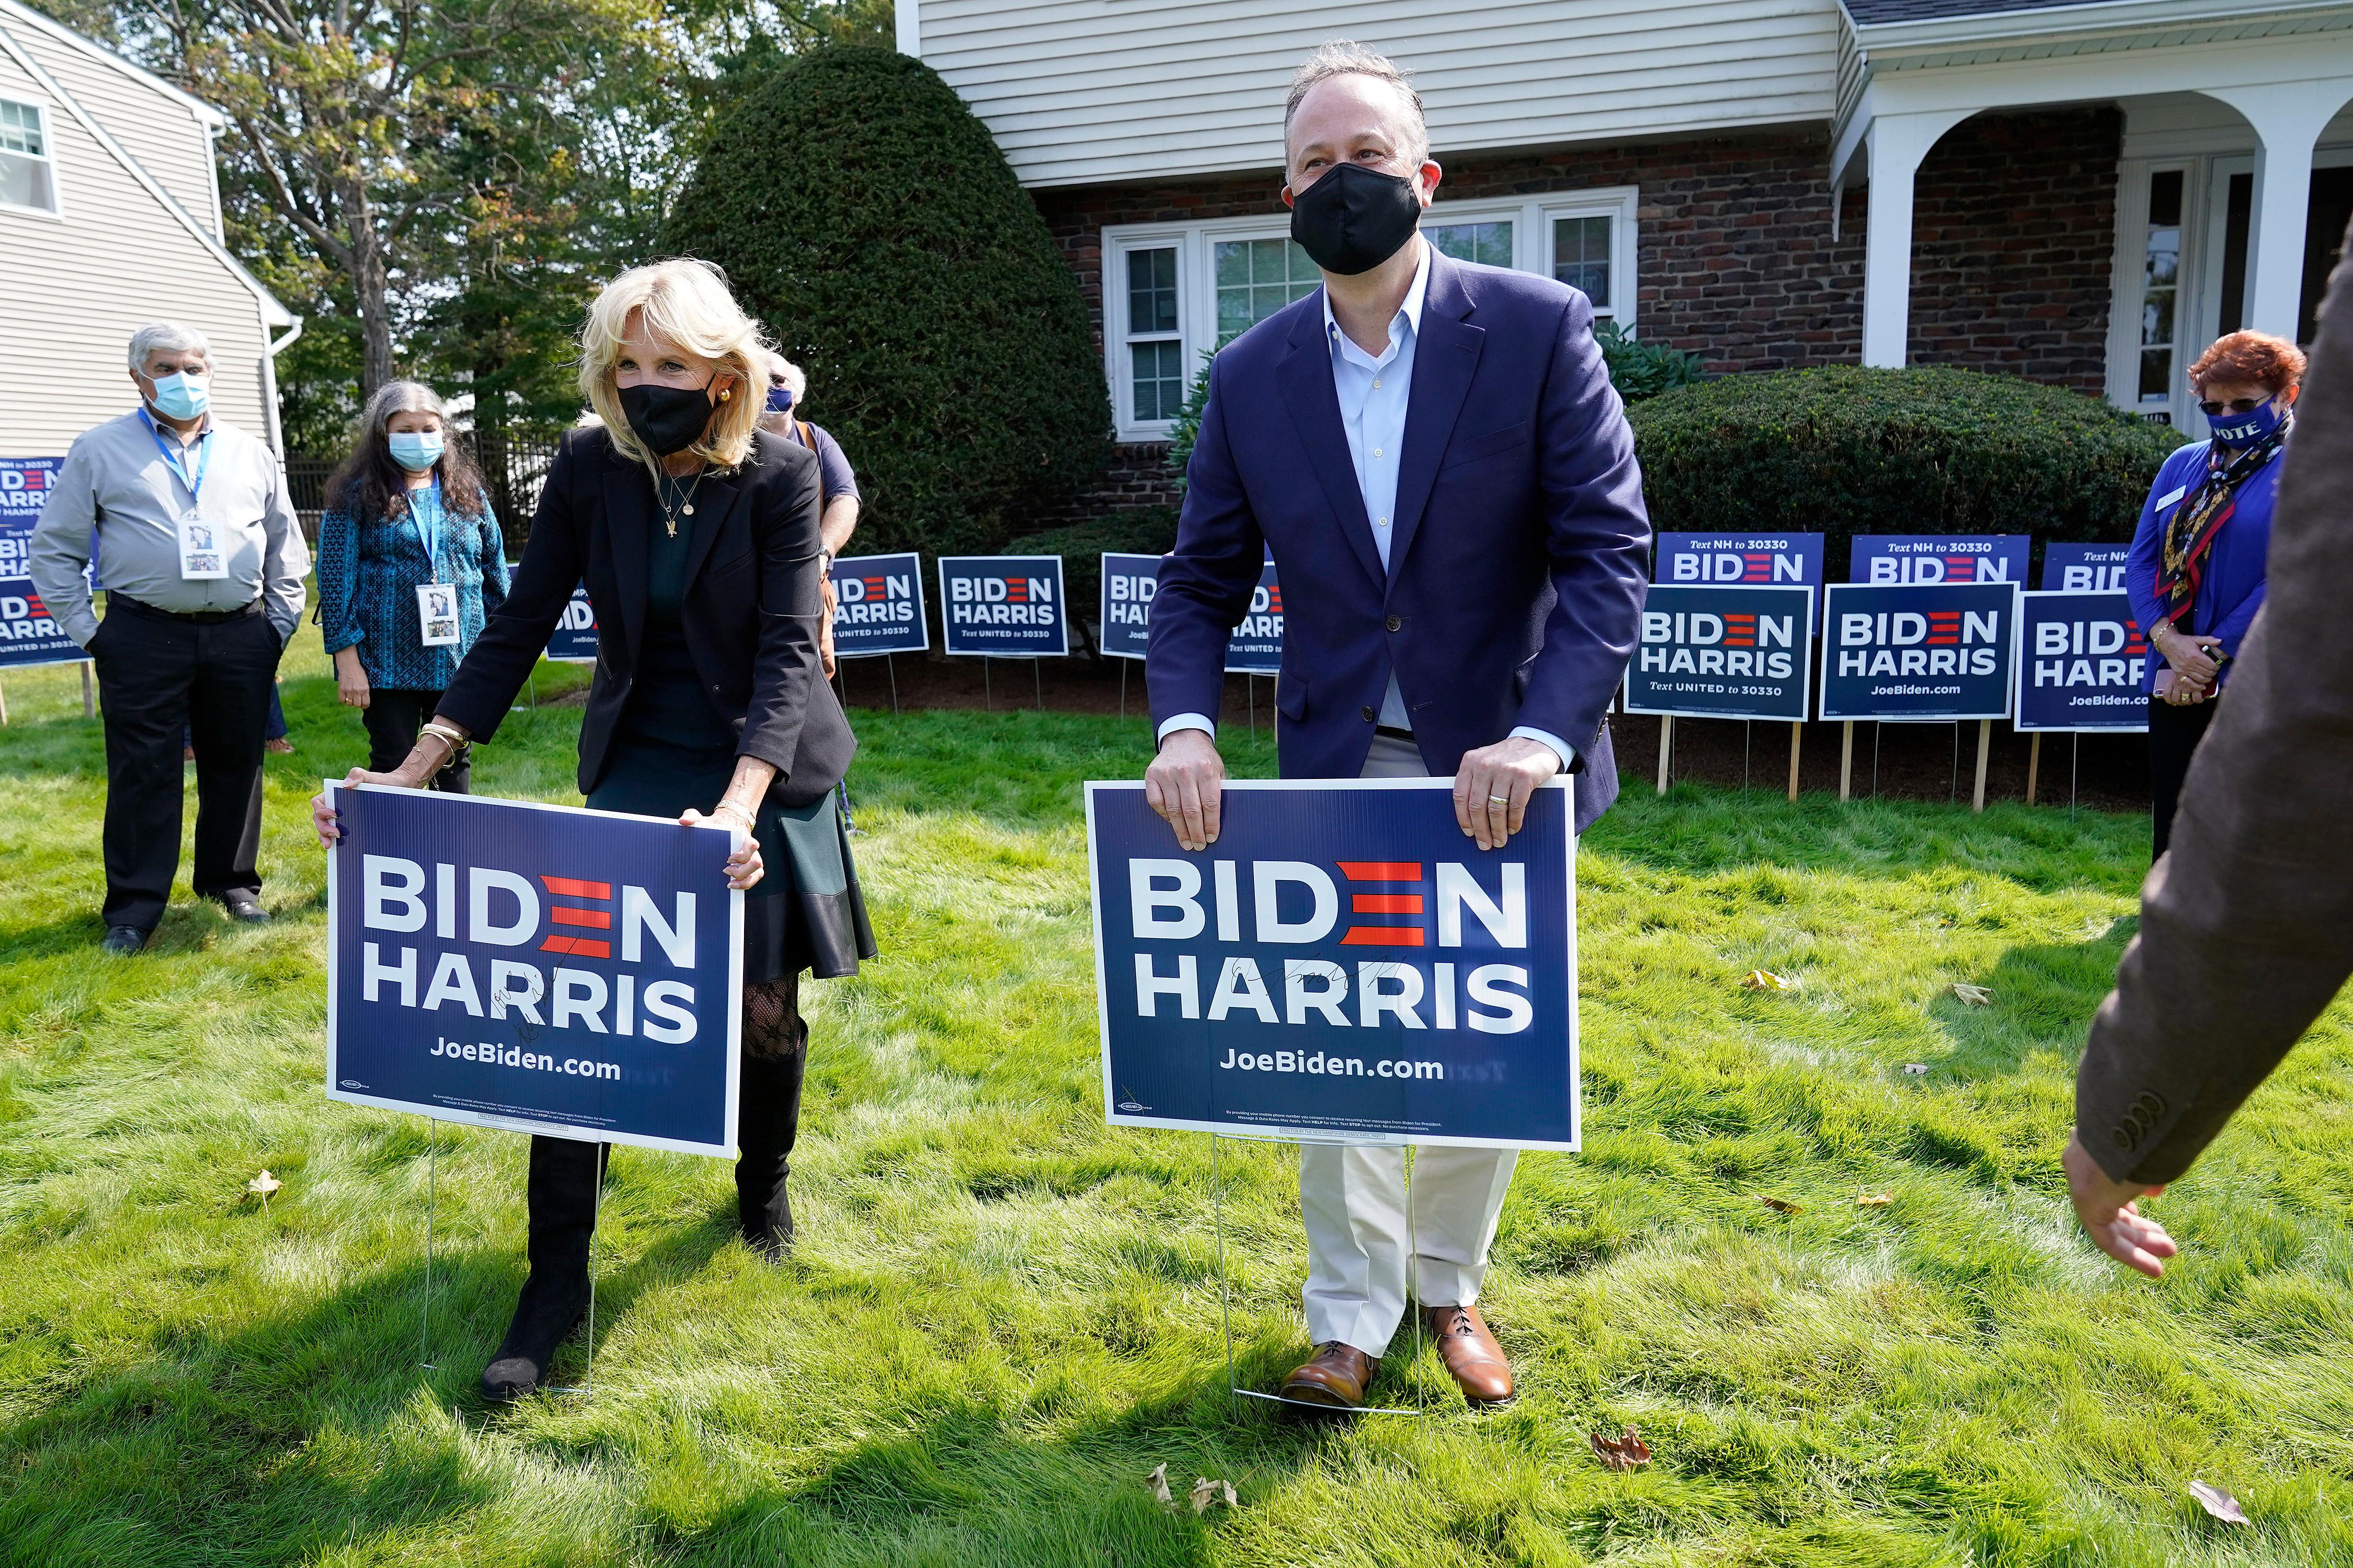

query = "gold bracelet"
418;722;469;752
712;802;757;829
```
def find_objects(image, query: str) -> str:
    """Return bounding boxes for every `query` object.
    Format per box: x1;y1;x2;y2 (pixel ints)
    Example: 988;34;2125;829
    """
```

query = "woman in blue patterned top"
315;382;510;792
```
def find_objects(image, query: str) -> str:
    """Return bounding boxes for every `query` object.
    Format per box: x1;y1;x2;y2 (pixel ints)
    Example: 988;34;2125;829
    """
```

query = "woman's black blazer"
437;424;854;807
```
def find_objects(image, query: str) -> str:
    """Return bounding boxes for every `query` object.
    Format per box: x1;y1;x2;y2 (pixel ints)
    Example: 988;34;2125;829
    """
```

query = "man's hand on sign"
1146;728;1225;852
2062;1130;2177;1278
1453;736;1560;851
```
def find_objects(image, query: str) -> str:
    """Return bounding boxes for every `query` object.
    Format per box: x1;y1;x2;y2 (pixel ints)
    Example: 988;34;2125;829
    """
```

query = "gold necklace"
655;465;707;539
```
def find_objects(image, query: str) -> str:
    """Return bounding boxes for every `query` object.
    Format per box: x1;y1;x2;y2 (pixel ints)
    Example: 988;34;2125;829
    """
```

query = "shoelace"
1440;1307;1476;1338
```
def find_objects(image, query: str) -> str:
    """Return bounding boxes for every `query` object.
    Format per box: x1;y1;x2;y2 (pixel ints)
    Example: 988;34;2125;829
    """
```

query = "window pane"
0;150;51;211
2139;348;2173;402
1130;340;1185;423
1426;220;1512;268
0;100;41;156
1212;237;1320;345
2139;169;2181;400
1126;246;1178;335
1552;215;1613;308
2149;169;2184;229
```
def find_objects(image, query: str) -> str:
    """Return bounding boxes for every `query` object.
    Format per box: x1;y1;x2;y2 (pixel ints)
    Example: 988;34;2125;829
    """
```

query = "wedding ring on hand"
1488;794;1511;804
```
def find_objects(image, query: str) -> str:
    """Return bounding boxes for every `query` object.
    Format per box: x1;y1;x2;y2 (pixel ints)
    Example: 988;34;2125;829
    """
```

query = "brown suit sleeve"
2076;230;2353;1184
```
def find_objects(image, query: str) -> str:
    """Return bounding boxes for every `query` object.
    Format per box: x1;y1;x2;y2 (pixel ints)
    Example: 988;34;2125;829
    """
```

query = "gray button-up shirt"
27;410;309;647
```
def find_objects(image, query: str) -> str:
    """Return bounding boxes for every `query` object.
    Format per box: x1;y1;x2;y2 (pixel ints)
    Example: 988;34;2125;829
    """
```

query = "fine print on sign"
1621;584;1811;723
938;554;1067;658
829;552;928;657
1654;532;1823;632
2013;590;2150;733
1849;534;2030;586
326;785;745;1158
544;583;598;663
2041;542;2132;593
1099;552;1287;674
1818;582;2019;723
1085;779;1578;1151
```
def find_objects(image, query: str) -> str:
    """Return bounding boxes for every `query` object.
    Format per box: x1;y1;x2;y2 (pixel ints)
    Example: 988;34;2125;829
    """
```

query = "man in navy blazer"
1144;42;1650;1411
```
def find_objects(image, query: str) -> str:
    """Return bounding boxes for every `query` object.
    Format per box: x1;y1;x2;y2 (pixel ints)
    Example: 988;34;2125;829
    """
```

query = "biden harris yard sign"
1818;582;2018;722
830;552;928;657
1849;535;2030;586
2013;591;2149;732
1;458;90;669
2041;543;2132;593
1085;779;1578;1151
545;584;598;662
1099;552;1285;672
1622;584;1811;723
1656;532;1823;632
939;555;1067;657
326;785;744;1158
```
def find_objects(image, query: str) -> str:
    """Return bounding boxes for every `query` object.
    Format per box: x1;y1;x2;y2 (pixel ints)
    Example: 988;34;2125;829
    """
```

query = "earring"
718;387;731;402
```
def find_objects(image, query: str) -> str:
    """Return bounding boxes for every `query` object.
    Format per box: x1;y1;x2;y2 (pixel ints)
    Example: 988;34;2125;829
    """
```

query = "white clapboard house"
0;0;296;462
901;0;2353;484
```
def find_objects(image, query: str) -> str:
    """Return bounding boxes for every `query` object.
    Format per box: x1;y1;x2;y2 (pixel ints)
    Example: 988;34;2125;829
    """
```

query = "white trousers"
1298;731;1520;1355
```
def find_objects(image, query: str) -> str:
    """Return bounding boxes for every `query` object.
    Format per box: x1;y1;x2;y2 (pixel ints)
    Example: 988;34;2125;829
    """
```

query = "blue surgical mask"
767;385;795;414
2209;398;2287;448
147;370;209;421
388;431;445;473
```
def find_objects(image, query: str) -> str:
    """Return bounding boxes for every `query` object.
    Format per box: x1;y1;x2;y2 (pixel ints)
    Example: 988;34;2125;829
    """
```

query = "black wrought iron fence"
284;429;561;557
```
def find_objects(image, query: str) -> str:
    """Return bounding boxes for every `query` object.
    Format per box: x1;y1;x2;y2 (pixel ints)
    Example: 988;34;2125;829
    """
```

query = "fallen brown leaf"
2188;1480;2249;1525
1189;1476;1238;1514
1754;1194;1802;1215
1144;1462;1171;1507
1591;1426;1652;1471
1951;983;1992;1006
1856;1192;1893;1208
1741;969;1797;992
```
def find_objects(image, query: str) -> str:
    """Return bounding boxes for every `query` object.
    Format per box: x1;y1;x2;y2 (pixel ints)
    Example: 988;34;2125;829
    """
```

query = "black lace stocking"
742;975;806;1060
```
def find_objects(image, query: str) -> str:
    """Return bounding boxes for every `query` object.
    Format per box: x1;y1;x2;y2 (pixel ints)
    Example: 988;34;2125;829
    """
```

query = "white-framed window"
0;98;59;215
1103;186;1639;441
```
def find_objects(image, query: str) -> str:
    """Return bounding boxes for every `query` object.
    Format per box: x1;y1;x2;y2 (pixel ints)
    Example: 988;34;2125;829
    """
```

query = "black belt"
1375;725;1415;741
108;591;260;625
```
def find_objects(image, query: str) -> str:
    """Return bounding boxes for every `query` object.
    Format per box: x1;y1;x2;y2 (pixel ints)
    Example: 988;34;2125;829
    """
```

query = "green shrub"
1002;507;1178;622
1628;366;2184;568
1597;321;1704;403
664;49;1110;557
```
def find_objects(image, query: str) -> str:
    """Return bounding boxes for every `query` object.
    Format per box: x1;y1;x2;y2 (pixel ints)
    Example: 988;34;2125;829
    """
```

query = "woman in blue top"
315;382;510;792
2127;330;2303;860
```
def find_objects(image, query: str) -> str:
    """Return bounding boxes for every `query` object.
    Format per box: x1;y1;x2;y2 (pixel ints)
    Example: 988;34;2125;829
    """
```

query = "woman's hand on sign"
682;804;764;889
333;647;371;709
1453;736;1561;851
311;766;415;845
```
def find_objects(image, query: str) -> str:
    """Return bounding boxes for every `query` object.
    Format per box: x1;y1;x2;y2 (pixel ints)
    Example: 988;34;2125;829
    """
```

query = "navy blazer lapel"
1389;251;1484;580
603;459;653;660
1276;300;1387;589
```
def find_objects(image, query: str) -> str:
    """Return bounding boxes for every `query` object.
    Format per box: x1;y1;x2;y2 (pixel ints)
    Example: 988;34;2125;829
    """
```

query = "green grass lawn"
4;632;2353;1567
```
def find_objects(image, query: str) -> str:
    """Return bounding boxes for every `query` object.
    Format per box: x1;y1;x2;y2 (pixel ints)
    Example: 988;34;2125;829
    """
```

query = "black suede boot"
736;1049;806;1259
481;1137;606;1400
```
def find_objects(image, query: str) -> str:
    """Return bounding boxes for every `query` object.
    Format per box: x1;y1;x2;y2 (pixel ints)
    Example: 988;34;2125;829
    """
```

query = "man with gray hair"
29;321;309;953
1145;42;1649;1410
758;352;862;674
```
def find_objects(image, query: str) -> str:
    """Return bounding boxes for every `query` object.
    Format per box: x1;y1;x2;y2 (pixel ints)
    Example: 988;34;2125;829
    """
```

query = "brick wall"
1907;107;2121;394
1029;111;2120;520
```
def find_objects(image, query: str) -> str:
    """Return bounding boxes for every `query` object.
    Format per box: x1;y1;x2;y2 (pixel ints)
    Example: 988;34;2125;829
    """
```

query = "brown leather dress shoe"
1282;1341;1375;1410
1423;1303;1514;1405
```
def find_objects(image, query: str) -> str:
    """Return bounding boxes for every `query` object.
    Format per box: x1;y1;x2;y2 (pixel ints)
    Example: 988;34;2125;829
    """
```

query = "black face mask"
1289;163;1422;277
619;377;717;455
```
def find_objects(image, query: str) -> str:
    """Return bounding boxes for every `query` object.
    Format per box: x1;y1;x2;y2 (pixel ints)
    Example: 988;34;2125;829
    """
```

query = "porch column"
1861;111;1973;368
2205;82;2353;340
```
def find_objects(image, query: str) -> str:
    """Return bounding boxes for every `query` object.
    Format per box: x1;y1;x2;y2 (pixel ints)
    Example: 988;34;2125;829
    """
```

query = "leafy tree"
665;48;1108;557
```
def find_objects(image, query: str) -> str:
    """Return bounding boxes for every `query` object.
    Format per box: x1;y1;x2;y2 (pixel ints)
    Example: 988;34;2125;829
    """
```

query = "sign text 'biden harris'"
1084;779;1578;1151
326;785;745;1158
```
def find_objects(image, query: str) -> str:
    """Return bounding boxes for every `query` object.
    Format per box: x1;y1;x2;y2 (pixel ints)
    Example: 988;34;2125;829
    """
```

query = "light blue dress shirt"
1160;239;1572;770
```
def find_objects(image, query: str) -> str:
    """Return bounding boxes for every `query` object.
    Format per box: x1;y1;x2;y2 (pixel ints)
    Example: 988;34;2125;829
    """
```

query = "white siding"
918;0;1844;188
3;6;219;231
0;43;274;459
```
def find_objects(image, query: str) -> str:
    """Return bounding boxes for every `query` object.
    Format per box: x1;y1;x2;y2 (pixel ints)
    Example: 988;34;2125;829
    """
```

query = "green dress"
585;478;875;983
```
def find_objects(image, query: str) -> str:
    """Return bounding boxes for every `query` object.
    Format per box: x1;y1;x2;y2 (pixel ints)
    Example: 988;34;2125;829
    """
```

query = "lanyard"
139;407;210;503
406;485;444;580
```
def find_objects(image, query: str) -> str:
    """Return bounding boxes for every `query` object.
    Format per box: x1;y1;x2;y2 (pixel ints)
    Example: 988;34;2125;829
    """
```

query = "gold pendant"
682;503;695;515
664;518;676;537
